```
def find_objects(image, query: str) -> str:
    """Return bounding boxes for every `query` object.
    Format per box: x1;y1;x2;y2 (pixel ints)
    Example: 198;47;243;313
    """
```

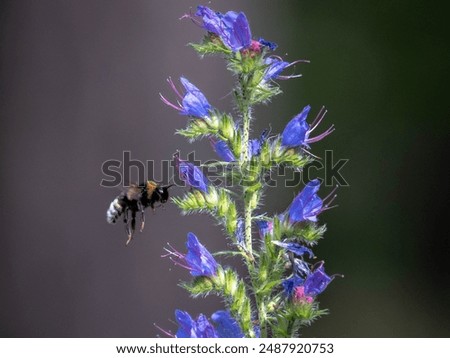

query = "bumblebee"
106;181;172;245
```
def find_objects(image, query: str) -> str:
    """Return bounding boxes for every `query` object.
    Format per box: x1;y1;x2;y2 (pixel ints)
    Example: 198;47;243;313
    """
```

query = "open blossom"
283;262;335;300
303;262;335;296
164;232;218;277
273;241;315;259
263;57;308;82
288;179;337;223
211;310;244;338
185;232;218;276
281;105;334;148
195;6;252;52
174;310;243;338
175;154;208;192
175;310;218;338
160;77;211;119
289;179;323;223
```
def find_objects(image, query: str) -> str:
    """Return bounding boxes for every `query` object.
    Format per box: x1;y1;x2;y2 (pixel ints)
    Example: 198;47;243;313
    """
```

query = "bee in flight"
106;181;173;245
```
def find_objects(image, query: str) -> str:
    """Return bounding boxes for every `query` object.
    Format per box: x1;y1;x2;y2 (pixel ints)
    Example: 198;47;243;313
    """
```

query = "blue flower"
194;6;223;34
263;57;308;82
282;275;304;297
273;241;315;259
185;232;218;277
258;38;278;51
163;233;218;278
281;105;334;148
289;179;323;223
256;220;273;239
211;310;244;338
249;129;269;158
281;105;311;147
283;262;336;300
210;138;236;162
264;57;290;81
174;310;244;338
196;6;252;52
160;77;211;119
303;262;333;296
175;154;208;193
175;310;218;338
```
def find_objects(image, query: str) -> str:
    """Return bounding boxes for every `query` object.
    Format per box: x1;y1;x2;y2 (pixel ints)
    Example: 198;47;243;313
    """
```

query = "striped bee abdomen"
106;197;125;224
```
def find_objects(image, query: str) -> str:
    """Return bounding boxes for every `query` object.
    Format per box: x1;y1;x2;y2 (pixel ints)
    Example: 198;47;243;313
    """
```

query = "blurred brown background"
0;0;449;337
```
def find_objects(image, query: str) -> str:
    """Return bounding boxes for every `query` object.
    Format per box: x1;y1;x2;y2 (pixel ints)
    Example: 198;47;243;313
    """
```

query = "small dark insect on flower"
106;181;173;245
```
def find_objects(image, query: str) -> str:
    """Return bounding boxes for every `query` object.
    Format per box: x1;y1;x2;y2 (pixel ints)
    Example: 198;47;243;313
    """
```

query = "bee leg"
126;210;137;246
123;208;133;245
138;202;145;232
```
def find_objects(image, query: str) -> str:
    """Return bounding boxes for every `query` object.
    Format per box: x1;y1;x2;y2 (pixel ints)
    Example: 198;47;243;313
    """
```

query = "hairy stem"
241;107;253;257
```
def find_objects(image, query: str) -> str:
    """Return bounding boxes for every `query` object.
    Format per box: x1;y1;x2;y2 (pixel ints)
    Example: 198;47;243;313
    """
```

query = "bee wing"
126;184;142;201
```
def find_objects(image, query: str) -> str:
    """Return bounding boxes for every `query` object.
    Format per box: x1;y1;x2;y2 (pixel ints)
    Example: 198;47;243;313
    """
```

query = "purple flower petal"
289;179;323;223
177;159;209;193
256;220;273;239
282;275;304;297
259;38;278;50
185;232;218;277
196;6;252;52
281;105;311;148
303;263;333;296
211;138;236;162
211;310;244;338
273;241;315;259
263;57;290;81
175;310;218;338
179;77;211;118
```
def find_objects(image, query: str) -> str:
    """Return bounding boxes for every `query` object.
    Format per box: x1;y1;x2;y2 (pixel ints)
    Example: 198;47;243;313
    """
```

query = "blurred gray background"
0;0;449;337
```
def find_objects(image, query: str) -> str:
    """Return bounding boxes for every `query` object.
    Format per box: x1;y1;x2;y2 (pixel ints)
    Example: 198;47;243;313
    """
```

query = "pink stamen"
159;93;182;111
319;186;338;214
307;125;335;144
161;242;183;258
301;147;322;160
309;106;327;130
168;257;191;271
322;185;338;203
162;243;192;270
277;74;303;80
179;7;202;27
167;77;183;100
285;59;310;68
271;55;284;62
332;273;345;279
277;59;310;80
154;323;175;338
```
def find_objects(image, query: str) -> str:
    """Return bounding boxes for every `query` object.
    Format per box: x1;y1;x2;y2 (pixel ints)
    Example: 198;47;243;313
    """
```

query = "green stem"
241;107;253;257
